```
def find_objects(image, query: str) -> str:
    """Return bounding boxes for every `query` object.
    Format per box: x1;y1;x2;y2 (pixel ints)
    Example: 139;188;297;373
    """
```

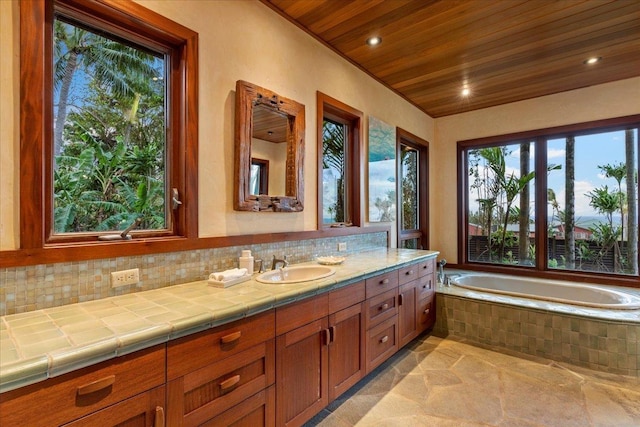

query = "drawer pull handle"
221;331;242;344
379;303;389;311
220;374;241;391
406;270;414;275
329;325;336;344
155;406;165;427
76;375;115;396
380;335;389;343
324;328;331;346
380;278;389;285
424;308;430;314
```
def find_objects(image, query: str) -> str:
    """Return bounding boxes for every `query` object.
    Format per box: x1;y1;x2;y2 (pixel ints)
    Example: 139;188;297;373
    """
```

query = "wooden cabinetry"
275;281;366;427
166;310;275;426
0;345;166;427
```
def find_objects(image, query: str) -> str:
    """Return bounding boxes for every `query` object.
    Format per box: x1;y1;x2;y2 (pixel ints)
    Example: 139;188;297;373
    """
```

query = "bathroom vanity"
0;249;437;426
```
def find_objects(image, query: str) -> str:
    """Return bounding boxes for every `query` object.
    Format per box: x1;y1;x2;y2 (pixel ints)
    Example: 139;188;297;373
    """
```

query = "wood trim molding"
0;226;391;268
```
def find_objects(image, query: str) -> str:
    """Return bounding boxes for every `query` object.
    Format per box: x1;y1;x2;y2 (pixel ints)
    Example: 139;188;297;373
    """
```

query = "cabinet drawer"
62;385;165;427
418;258;435;277
169;339;275;426
168;310;275;379
417;274;435;300
276;293;328;336
329;280;365;314
398;263;419;285
418;296;435;333
200;386;275;427
365;270;399;298
0;345;165;427
366;288;398;329
366;316;398;373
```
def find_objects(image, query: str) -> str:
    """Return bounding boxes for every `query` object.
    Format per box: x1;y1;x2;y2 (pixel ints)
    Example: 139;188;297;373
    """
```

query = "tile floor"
306;335;640;427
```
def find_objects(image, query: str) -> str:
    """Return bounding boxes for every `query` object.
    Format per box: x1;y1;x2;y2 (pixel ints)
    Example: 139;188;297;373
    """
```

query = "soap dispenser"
239;250;254;275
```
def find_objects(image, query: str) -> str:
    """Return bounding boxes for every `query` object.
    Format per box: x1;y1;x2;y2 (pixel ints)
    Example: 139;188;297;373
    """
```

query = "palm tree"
518;142;531;264
565;136;575;270
624;129;638;274
53;19;157;158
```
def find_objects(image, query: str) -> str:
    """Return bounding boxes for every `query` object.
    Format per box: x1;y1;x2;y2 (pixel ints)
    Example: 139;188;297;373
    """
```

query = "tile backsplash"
0;232;387;315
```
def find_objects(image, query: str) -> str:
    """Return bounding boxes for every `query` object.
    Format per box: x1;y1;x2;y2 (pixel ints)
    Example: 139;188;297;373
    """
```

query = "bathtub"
451;273;640;310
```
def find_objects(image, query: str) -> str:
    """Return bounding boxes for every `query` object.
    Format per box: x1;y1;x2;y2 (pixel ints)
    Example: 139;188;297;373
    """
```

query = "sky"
469;128;638;227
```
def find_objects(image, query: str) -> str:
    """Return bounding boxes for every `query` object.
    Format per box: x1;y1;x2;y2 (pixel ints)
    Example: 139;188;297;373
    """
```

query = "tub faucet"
271;255;288;270
438;259;447;284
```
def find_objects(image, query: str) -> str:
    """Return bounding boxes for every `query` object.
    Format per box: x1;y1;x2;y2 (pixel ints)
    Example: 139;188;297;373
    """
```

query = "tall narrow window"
317;92;363;228
20;0;198;248
322;118;348;224
459;116;639;285
397;129;429;249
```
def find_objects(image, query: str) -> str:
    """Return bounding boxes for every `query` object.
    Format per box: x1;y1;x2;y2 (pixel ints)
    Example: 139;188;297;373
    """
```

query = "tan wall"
432;77;640;263
0;0;434;251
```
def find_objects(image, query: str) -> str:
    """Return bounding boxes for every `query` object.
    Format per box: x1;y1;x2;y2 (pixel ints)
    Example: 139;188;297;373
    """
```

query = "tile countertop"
0;248;438;394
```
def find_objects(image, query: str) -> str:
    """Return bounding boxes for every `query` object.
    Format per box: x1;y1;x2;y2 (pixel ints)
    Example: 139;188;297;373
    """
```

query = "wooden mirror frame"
234;80;305;212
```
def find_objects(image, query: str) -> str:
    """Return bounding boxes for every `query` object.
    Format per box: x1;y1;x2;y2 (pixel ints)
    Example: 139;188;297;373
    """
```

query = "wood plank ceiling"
260;0;640;117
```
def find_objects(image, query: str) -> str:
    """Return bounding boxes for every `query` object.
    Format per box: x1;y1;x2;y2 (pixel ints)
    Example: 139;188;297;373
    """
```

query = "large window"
459;116;639;284
317;92;363;228
20;0;198;248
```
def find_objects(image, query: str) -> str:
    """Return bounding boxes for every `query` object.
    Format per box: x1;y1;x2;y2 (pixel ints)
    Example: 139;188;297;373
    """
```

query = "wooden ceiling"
260;0;640;117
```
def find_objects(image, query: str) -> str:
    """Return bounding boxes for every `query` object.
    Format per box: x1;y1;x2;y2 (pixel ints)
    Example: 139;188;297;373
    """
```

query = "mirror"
234;80;305;212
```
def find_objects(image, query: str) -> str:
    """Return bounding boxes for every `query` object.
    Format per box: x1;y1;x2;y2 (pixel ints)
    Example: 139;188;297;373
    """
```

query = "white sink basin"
255;265;336;284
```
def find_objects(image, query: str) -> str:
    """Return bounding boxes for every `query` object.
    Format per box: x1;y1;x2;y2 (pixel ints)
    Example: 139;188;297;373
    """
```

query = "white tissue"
209;268;248;282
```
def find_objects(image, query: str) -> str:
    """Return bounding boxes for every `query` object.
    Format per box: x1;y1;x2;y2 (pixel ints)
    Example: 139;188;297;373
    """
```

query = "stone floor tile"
306;335;640;427
583;382;640;427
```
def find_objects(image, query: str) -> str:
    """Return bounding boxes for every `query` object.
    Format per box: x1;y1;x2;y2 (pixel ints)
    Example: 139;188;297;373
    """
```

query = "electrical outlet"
337;242;347;252
111;268;139;288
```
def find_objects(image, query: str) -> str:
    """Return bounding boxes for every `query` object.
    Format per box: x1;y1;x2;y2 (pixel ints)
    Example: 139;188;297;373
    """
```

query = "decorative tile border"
434;293;639;377
0;232;387;315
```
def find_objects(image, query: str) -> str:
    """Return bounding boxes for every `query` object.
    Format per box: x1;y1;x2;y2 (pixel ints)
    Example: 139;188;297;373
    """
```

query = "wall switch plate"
111;268;139;288
337;242;347;252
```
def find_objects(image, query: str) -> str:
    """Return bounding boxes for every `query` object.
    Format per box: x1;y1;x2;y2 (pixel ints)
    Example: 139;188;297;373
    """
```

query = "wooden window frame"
396;128;429;250
316;92;363;229
457;115;640;288
20;0;198;251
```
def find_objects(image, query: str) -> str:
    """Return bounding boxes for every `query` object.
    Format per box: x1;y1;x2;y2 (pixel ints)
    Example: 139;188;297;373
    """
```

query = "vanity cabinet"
275;281;366;427
166;310;275;426
0;344;166;427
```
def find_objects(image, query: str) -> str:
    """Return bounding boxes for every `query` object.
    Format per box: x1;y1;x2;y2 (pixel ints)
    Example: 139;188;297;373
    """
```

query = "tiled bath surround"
434;292;640;377
0;232;387;316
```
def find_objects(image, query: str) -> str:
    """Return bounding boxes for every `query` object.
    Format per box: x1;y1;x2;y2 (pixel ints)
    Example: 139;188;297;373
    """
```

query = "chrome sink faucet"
271;255;289;270
438;259;447;284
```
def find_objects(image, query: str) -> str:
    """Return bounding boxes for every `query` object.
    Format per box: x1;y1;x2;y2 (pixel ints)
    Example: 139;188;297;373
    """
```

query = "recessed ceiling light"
461;87;471;97
584;56;602;65
366;36;382;46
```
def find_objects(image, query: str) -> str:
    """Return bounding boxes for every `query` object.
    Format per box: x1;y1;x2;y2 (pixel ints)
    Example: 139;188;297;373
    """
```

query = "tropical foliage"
53;19;166;234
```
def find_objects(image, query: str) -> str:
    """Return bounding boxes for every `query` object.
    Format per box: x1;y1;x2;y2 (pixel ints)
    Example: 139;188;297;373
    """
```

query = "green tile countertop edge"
0;248;438;394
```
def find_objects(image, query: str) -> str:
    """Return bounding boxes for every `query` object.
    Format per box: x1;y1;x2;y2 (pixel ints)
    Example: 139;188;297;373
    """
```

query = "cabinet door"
62;386;166;427
328;302;365;402
398;281;418;347
276;317;329;427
